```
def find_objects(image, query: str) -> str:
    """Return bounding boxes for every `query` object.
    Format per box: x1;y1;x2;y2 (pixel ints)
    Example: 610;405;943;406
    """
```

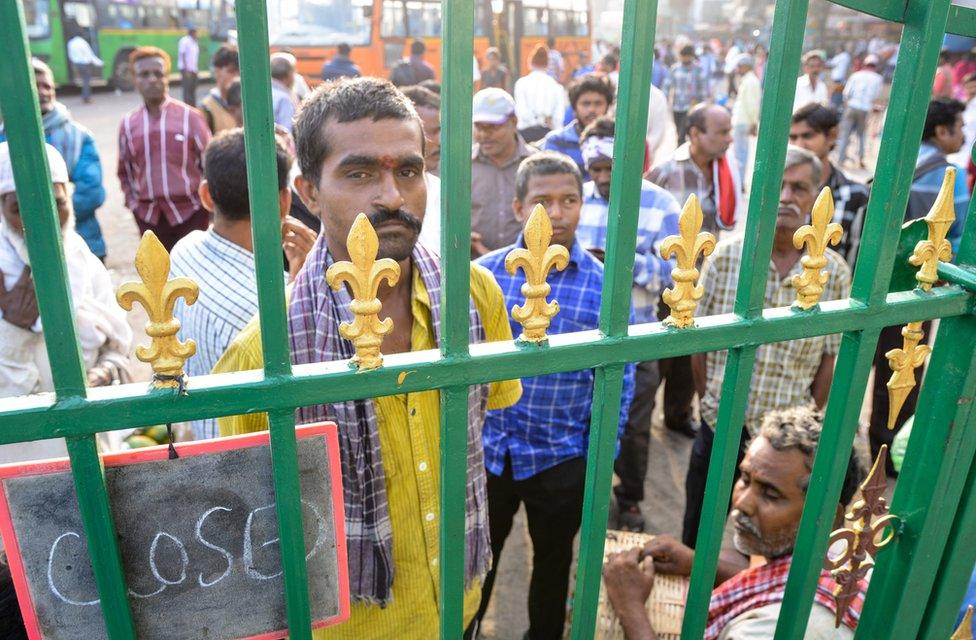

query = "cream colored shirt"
718;602;854;639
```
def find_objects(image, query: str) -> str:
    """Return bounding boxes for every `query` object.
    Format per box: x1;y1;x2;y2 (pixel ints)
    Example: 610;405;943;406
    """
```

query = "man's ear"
512;197;527;224
198;180;215;213
279;188;293;219
826;125;839;149
294;175;317;212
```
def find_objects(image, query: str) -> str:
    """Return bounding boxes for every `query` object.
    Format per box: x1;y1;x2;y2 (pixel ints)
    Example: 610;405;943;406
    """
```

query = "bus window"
550;9;572;36
210;0;236;41
20;0;51;39
104;3;137;29
271;0;372;47
474;1;490;37
405;0;441;37
523;7;548;36
381;0;406;37
64;1;96;30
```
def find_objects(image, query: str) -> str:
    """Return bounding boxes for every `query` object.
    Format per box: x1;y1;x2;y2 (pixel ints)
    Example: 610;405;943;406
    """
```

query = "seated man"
170;128;315;440
213;77;521;638
473;152;635;639
0;142;132;461
604;406;867;639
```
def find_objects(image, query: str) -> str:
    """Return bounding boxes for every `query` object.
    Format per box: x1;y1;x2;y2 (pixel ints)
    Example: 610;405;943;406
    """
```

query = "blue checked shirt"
577;180;682;323
477;237;636;480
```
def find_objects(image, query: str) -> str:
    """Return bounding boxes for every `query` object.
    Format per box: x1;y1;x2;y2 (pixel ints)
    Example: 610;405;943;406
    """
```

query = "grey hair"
784;144;823;185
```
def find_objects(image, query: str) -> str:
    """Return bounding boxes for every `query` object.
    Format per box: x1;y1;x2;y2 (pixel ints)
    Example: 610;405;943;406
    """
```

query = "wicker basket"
565;530;689;640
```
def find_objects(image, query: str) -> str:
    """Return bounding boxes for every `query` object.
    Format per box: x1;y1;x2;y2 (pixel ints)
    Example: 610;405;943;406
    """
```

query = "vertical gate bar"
0;3;136;637
439;2;474;638
570;1;656;638
236;1;311;637
680;0;809;636
918;445;976;640
777;1;952;636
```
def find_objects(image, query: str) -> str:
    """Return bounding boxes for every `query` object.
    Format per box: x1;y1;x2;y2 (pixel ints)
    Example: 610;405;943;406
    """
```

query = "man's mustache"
732;509;762;538
777;203;803;217
367;208;422;234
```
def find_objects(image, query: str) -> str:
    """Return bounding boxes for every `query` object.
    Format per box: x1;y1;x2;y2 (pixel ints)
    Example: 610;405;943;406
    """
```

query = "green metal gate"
1;0;976;638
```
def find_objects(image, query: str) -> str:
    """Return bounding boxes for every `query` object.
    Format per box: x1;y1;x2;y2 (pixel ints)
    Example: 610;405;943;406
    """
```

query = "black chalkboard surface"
0;424;349;640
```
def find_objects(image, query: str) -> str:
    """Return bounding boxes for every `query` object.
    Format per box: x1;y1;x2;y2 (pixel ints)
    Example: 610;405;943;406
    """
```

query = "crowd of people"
0;30;974;640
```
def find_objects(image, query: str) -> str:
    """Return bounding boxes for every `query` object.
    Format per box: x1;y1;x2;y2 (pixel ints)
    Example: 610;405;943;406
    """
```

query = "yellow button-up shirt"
213;264;521;639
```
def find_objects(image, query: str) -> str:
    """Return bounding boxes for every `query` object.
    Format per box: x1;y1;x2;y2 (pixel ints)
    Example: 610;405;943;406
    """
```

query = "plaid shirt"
665;61;708;112
697;235;851;435
825;163;870;267
577;180;681;323
477;238;636;480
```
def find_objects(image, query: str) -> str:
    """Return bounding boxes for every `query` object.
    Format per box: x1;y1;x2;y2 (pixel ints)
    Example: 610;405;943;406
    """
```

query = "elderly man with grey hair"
270;52;298;131
679;145;851;548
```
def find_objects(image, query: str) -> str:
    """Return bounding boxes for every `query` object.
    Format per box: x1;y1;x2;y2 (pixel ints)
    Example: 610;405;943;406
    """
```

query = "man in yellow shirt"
214;77;520;638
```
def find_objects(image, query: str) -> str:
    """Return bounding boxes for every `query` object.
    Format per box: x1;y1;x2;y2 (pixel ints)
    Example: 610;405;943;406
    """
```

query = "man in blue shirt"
473;152;635;640
577;116;682;532
542;74;614;179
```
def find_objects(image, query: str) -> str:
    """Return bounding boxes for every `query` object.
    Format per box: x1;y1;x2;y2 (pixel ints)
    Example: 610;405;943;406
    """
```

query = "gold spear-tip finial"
505;203;570;344
325;213;401;370
793;187;844;310
952;606;974;640
884;321;930;430
116;231;199;388
909;167;956;291
660;194;717;328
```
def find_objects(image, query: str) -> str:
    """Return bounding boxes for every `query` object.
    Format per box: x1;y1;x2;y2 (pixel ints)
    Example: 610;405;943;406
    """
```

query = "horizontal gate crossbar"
0;288;968;442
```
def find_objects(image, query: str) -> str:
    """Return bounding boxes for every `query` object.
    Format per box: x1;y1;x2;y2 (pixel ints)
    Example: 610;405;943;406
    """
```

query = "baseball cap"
864;54;880;67
0;142;69;196
472;88;516;125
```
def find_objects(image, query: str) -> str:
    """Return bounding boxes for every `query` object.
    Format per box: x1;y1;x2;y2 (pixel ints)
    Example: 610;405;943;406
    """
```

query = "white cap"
864;54;880;67
472;88;516;125
0;141;70;196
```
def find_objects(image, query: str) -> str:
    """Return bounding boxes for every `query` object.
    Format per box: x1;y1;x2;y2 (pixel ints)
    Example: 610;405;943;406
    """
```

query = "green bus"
20;0;235;88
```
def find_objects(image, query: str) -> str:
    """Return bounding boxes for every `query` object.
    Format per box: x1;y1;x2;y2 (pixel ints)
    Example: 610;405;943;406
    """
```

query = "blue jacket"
0;102;106;257
542;120;587;179
321;54;361;82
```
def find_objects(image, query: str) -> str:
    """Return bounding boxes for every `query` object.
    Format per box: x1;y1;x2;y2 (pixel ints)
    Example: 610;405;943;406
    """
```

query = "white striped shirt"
170;229;286;439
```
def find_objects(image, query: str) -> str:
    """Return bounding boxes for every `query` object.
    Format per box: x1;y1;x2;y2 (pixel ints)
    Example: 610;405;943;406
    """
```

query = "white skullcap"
0;141;70;196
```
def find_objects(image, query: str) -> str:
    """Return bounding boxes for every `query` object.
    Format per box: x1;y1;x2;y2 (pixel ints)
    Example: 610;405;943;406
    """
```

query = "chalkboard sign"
0;424;349;640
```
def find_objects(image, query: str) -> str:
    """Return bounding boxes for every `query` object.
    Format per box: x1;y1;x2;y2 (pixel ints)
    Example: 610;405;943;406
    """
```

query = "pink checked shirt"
117;97;210;226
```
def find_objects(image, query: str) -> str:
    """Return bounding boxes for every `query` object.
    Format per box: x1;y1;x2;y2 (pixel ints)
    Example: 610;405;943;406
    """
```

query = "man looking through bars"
604;407;867;639
473;152;636;639
684;146;851;548
214;77;521;638
541;74;615;178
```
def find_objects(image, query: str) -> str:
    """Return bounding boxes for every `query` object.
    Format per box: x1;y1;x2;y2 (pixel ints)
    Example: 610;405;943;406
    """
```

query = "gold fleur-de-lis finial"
823;446;896;628
952;606;974;640
505;204;570;343
909;167;956;291
660;194;717;328
325;213;400;370
884;321;930;429
116;231;199;388
792;187;844;310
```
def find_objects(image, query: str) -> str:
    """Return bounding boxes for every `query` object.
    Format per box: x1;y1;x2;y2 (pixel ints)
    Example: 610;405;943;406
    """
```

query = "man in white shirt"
177;26;200;107
66;32;102;103
794;50;829;111
513;44;567;143
829;45;853;109
731;54;761;186
270;53;298;131
836;55;884;169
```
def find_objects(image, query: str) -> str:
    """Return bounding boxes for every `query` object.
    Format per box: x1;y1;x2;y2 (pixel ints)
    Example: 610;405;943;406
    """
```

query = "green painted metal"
946;4;976;38
828;0;905;23
778;1;954;636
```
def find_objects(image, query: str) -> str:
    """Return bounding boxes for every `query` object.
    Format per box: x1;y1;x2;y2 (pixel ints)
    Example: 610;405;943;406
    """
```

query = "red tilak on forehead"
378;155;398;169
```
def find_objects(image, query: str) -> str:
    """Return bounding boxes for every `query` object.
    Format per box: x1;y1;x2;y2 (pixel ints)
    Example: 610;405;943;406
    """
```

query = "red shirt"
117;97;210;226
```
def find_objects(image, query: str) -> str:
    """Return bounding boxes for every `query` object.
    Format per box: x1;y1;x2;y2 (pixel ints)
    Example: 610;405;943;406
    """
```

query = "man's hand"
604;547;657;640
644;535;694;577
282;216;318;280
470;232;490;258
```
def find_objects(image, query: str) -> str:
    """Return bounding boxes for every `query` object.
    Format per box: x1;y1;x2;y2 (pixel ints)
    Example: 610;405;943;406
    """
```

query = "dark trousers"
658;355;695;429
869;321;930;476
681;419;750;548
75;63;93;101
472;457;586;640
134;208;210;252
674;110;690;146
181;70;198;107
613;360;660;507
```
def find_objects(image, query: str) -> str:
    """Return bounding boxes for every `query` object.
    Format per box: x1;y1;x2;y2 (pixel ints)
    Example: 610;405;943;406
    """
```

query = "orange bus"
264;0;591;86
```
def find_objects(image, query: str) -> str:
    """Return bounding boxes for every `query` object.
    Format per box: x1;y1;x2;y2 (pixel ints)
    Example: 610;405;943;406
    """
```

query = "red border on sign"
0;423;350;640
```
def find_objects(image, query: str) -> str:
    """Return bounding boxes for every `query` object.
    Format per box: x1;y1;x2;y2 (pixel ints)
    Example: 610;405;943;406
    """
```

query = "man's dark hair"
791;102;840;135
225;79;242;108
419;79;441;94
680;44;696;58
270;55;294;81
293;77;420;183
600;53;618;71
337;43;351;56
580;114;615;143
211;43;239;70
410;39;426;56
547;36;556;49
203;129;291;220
515;152;583;201
923;97;966;141
568;74;614;111
400;85;440;111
